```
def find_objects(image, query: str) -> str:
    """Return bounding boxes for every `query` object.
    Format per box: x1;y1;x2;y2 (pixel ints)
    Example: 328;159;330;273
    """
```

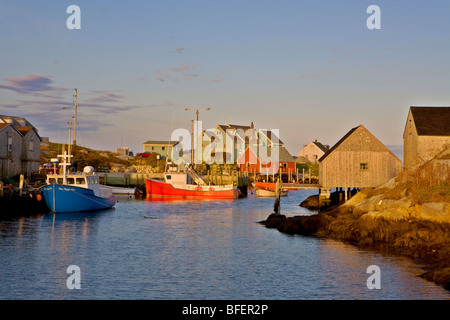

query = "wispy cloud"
84;90;123;104
155;64;201;82
0;74;60;94
0;74;176;135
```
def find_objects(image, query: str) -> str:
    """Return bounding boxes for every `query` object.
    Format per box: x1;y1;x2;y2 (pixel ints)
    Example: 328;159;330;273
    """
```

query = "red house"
237;144;295;174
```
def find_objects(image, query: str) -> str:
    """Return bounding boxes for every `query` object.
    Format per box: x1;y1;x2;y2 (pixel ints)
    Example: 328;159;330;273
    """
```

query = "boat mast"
58;121;73;184
73;88;77;147
68;120;71;162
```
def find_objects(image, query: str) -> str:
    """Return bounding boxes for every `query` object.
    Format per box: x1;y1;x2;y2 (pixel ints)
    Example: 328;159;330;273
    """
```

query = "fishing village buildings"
318;124;402;200
297;140;329;164
403;106;450;168
141;141;180;161
0;115;41;180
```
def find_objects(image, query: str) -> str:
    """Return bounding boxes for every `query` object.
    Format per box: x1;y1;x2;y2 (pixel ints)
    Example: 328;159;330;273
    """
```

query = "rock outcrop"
261;147;450;290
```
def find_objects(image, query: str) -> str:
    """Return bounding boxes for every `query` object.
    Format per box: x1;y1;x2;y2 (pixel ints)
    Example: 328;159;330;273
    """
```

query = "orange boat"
145;166;238;200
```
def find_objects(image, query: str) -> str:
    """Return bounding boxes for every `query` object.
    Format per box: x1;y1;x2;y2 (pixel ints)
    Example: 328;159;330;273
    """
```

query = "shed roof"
318;126;359;162
318;125;400;163
142;140;179;146
0;122;30;137
217;124;251;132
313;141;329;153
410;106;450;136
244;145;294;163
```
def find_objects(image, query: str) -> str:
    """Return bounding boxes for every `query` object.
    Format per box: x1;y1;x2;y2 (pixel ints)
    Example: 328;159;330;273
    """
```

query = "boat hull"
42;184;116;213
254;181;303;190
145;179;238;199
256;188;289;197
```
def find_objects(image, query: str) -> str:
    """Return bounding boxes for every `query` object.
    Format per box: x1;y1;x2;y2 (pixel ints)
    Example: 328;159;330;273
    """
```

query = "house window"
152;146;155;150
246;162;251;167
360;163;369;170
162;146;165;151
29;137;34;151
7;137;12;152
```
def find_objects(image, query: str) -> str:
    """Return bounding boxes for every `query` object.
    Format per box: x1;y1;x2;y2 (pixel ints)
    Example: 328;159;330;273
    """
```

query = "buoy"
36;194;42;201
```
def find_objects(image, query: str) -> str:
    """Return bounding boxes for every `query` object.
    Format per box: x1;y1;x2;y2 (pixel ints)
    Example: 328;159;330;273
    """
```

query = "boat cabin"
163;163;206;186
47;174;99;188
46;164;100;190
164;172;194;186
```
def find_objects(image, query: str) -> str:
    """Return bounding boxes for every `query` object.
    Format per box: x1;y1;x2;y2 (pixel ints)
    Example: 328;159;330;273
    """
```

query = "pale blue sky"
1;1;450;159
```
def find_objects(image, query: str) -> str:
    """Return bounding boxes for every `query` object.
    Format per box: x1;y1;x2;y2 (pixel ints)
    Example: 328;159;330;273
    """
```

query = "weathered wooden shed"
319;125;402;193
403;106;450;168
0;115;42;180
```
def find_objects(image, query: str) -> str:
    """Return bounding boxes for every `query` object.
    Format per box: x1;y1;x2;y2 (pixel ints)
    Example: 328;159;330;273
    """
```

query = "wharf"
97;172;163;187
0;183;49;214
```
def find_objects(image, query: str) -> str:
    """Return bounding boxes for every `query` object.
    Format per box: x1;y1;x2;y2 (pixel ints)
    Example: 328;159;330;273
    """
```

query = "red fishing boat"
145;165;238;199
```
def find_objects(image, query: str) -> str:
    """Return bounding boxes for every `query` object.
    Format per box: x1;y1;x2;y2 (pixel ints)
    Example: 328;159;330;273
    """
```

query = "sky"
1;0;450;160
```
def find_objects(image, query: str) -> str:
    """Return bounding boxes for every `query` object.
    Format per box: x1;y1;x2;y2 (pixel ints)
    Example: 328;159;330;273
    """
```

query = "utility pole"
73;88;77;147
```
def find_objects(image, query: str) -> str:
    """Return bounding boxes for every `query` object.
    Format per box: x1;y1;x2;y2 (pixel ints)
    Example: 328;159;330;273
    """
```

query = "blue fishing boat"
42;118;116;213
42;152;116;213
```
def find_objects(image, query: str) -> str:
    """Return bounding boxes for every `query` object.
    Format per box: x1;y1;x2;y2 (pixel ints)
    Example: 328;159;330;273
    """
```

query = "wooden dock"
97;172;163;187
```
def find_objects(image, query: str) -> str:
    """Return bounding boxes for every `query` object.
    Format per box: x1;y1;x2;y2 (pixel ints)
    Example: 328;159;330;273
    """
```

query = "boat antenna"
68;121;72;161
165;108;176;172
73;88;77;147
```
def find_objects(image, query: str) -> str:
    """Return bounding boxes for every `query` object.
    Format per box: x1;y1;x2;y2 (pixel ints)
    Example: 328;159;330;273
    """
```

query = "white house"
297;140;329;164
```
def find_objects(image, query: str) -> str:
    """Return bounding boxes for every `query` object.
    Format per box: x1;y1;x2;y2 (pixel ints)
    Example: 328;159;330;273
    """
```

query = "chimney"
251;122;254;129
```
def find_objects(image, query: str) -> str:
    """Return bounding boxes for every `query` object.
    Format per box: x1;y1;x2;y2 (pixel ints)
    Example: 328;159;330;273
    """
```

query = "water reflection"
0;190;449;299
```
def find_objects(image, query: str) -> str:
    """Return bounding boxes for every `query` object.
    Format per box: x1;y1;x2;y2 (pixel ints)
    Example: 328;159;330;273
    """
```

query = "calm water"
1;189;449;300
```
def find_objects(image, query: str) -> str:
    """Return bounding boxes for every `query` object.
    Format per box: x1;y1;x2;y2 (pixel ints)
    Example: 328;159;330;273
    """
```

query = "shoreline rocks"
260;199;450;291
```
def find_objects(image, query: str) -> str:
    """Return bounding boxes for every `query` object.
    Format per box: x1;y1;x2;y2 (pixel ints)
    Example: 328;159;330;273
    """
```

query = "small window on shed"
360;163;369;170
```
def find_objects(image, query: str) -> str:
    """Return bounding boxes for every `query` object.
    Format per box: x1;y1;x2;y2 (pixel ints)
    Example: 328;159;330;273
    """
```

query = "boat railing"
184;166;206;186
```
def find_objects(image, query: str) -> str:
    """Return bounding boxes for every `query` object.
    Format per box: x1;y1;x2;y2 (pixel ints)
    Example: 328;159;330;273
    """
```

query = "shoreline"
260;199;450;291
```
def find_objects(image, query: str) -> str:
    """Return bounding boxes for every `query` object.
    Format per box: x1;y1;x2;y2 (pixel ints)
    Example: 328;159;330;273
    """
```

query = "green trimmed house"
142;141;180;160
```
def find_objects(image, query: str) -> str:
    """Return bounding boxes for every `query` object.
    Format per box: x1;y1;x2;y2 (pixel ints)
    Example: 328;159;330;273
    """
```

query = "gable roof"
410;106;450;136
318;125;400;163
300;140;328;153
258;129;284;145
319;126;360;162
216;124;254;143
217;124;251;132
142;140;179;146
0;122;29;137
312;141;328;153
240;144;294;163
